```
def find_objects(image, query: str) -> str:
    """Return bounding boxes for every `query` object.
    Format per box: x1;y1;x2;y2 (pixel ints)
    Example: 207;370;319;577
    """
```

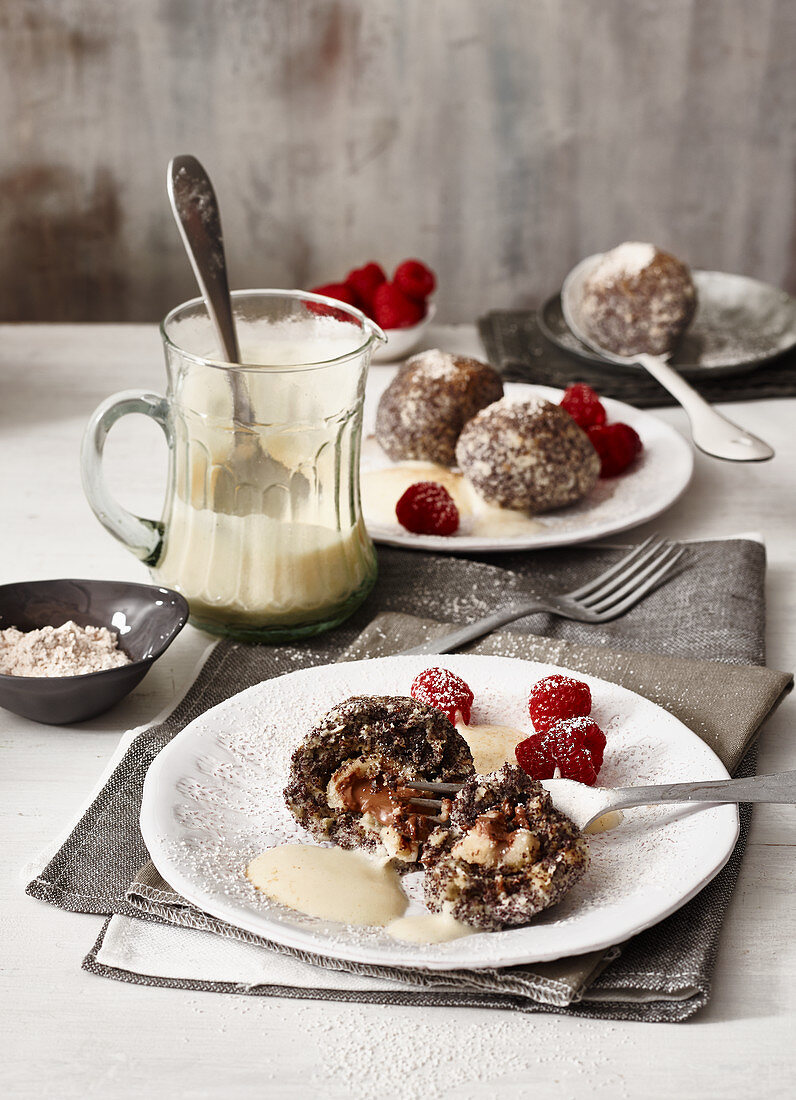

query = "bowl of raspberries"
310;259;437;362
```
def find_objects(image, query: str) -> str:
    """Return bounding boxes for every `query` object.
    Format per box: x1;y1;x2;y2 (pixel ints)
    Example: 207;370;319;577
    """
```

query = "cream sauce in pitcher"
82;296;382;640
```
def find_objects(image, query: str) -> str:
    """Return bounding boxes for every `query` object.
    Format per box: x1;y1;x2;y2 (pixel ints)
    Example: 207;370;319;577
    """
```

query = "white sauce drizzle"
585;810;625;834
361;462;545;538
246;845;408;926
456;720;528;775
386;911;474;944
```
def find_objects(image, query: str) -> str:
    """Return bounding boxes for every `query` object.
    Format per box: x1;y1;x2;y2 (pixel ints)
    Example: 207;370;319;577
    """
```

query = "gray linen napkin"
478;309;796;406
25;541;792;1021
121;611;789;1015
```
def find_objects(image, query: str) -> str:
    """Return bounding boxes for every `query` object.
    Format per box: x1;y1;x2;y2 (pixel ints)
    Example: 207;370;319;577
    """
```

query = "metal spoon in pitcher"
168;155;252;414
167;154;274;492
561;254;775;462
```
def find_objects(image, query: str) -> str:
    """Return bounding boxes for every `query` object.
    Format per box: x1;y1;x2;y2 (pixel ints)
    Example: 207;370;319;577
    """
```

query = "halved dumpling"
283;695;474;864
422;763;589;929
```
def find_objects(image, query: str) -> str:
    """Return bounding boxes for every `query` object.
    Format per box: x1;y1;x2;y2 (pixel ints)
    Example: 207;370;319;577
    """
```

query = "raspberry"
551;737;599;786
308;282;360;307
528;674;592;733
410;667;473;725
395;481;459;536
393;259;437;302
514;734;555;782
557;715;607;771
515;715;606;787
307;282;361;321
515;731;598;786
587;422;643;477
559;383;607;429
345;263;386;314
372;282;425;329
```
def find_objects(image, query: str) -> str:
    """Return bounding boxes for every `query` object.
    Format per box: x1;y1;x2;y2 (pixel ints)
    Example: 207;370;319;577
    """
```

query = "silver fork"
405;772;796;832
398;535;685;656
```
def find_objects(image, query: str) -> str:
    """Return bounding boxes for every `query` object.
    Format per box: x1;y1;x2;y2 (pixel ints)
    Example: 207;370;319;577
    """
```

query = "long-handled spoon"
167;155;301;507
167;154;263;478
561;253;774;462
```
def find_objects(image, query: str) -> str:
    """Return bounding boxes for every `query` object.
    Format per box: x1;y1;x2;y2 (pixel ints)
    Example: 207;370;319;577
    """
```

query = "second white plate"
361;380;693;552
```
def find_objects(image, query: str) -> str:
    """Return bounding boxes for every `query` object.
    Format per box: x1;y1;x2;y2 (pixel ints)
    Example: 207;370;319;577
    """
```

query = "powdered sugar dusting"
211;996;635;1098
141;655;737;971
410;347;464;380
592;242;657;282
297;1004;634;1100
501;392;549;414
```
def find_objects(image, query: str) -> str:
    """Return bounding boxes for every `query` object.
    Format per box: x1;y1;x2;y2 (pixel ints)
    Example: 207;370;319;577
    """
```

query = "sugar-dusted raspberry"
548;735;599;786
528;674;592;733
555;715;606;771
515;715;606;786
372;283;425;329
410;667;473;725
345;262;386;314
513;733;552;782
394;259;437;302
587;422;643;478
395;481;459;536
515;731;598;786
560;383;607;430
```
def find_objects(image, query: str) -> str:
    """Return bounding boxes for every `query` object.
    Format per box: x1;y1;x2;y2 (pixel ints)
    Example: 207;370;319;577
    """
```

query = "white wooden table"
2;324;794;1098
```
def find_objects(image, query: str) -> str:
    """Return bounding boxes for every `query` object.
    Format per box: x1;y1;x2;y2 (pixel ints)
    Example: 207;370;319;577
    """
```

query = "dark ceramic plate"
538;270;796;379
0;579;189;725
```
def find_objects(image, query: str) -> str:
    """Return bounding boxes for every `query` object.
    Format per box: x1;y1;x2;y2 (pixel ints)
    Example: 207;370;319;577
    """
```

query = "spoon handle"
168;155;240;364
635;354;774;462
607;770;796;815
168;155;259;433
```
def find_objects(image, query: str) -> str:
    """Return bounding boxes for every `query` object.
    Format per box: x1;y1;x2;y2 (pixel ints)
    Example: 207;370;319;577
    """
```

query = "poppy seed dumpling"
283;695;474;865
375;349;504;466
455;396;600;512
579;242;697;357
422;763;589;931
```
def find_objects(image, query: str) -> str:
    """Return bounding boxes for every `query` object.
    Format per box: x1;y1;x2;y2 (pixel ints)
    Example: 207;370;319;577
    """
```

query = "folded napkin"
26;540;792;1021
478;310;796;406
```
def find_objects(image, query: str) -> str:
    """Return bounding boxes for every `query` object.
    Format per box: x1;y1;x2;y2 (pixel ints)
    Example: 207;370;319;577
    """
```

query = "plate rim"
140;653;739;971
362;380;694;552
538;268;796;377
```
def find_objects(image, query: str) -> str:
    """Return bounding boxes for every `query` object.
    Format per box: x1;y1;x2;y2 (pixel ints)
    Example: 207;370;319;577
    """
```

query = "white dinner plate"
140;655;738;971
360;380;693;552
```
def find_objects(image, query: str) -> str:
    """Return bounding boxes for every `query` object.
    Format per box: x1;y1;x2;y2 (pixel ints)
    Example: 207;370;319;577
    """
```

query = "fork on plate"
404;772;796;832
398;535;685;656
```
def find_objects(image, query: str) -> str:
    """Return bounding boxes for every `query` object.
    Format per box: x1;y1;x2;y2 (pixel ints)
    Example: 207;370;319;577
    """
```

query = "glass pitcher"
81;290;385;642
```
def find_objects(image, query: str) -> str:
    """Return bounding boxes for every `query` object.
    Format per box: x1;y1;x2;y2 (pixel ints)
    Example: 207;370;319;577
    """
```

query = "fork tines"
575;536;685;618
404;780;464;795
406;796;446;812
402;778;463;816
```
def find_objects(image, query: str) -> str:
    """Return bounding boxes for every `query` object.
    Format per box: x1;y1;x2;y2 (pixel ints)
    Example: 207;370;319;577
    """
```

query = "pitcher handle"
80;390;172;565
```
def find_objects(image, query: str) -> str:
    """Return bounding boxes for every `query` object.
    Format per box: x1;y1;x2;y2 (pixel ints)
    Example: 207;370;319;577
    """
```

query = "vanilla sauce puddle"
246;845;408;927
361;461;546;538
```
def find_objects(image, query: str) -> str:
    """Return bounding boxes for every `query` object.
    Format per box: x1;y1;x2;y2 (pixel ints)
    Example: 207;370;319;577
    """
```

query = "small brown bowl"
0;579;189;725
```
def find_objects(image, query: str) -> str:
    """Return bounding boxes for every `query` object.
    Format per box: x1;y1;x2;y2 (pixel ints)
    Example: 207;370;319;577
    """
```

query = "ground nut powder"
0;621;132;677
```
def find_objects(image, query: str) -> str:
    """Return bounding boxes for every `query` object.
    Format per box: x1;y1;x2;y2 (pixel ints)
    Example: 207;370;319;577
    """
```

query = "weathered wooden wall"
1;0;794;322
